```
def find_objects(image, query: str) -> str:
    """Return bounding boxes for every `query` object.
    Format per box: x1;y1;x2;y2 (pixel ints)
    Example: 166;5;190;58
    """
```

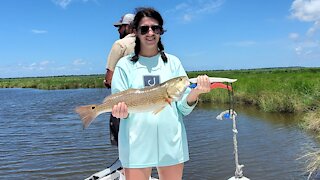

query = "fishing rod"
189;77;250;180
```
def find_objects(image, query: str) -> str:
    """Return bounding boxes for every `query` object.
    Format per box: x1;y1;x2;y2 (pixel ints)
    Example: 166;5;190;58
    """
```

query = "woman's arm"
187;75;211;106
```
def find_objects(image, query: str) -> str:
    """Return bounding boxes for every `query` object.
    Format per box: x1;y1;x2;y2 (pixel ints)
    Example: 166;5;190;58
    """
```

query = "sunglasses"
138;25;163;35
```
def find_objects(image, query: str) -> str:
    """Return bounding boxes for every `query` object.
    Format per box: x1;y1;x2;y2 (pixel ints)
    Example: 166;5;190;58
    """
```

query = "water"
0;88;317;179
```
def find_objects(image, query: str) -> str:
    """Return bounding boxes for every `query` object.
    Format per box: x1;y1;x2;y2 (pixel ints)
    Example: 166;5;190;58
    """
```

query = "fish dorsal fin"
103;88;139;103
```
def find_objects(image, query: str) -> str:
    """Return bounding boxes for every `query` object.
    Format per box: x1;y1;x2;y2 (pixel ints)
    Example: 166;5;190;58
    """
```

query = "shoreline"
1;67;319;130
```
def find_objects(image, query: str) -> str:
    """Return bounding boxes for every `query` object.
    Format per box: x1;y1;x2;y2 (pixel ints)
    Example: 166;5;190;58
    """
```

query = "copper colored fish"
75;76;190;128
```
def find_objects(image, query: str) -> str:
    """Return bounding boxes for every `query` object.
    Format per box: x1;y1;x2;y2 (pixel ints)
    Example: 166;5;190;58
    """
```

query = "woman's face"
136;17;161;51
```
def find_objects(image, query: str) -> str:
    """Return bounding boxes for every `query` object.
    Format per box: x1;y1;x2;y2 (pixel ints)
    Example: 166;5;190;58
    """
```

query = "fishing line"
189;77;250;180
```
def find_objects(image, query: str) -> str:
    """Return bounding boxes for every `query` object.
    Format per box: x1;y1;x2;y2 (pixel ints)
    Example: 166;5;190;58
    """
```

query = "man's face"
118;25;128;39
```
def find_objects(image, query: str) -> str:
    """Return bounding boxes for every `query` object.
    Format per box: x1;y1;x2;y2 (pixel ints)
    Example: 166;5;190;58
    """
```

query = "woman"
111;7;211;180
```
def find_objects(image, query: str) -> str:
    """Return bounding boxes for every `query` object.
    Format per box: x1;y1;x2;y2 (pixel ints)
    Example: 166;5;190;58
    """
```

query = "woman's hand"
187;75;211;106
193;75;211;95
112;102;129;119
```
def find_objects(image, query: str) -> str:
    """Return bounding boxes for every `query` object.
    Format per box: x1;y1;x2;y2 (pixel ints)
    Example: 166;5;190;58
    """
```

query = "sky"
0;0;320;78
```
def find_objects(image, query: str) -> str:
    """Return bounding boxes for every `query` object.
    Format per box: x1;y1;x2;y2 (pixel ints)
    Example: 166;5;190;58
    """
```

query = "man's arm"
104;68;114;88
104;42;125;88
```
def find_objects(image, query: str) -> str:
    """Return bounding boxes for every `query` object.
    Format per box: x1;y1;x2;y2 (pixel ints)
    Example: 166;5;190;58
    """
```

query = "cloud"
306;21;320;37
73;59;87;66
21;60;53;70
289;33;299;41
52;0;97;9
295;45;315;56
295;46;302;55
40;60;50;66
183;14;192;22
290;0;320;22
166;0;225;22
290;38;319;56
31;29;48;34
290;0;320;37
19;59;87;72
52;0;72;9
1;58;96;78
290;0;320;57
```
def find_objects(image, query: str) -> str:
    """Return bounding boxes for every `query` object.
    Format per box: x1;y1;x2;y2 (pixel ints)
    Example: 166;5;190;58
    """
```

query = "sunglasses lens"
151;26;162;34
139;25;163;35
140;26;149;35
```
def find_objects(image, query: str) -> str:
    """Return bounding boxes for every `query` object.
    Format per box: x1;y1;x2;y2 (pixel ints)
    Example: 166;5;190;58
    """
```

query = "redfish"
75;76;190;128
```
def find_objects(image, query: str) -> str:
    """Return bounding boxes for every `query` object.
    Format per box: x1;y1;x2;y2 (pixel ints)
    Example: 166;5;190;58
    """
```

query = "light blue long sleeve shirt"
111;53;197;168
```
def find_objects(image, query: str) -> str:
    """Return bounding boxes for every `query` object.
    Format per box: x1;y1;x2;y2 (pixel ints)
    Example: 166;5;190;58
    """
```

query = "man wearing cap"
104;13;135;146
114;13;135;39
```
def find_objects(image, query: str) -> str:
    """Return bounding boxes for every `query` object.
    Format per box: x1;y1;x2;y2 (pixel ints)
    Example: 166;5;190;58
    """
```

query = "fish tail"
75;105;99;129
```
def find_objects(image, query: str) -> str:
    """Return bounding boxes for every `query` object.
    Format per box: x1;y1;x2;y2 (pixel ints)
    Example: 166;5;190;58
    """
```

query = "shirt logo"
143;75;160;87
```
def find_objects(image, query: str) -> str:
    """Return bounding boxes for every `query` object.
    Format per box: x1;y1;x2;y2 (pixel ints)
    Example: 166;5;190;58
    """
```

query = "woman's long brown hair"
131;7;167;63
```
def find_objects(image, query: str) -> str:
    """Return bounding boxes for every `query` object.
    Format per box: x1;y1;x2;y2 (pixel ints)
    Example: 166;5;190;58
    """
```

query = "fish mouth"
166;76;190;100
180;77;190;89
180;77;190;93
185;79;190;88
173;78;189;99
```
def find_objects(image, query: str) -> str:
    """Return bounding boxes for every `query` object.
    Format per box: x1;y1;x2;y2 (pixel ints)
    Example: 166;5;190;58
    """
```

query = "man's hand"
104;69;114;89
103;79;111;88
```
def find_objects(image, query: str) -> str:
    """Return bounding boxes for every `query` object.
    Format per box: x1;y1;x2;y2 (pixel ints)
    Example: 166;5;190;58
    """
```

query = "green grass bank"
1;67;319;132
0;75;105;90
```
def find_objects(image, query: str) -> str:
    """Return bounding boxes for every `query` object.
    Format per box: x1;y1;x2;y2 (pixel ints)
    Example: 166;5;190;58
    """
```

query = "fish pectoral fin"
152;106;166;115
165;98;172;106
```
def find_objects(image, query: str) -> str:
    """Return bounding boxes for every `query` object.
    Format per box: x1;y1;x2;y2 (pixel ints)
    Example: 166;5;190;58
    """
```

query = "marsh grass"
299;149;320;179
188;67;320;113
0;75;105;90
302;109;320;136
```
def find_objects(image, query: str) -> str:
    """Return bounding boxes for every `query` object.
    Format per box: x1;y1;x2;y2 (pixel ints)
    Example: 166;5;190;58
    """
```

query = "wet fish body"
75;76;189;128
